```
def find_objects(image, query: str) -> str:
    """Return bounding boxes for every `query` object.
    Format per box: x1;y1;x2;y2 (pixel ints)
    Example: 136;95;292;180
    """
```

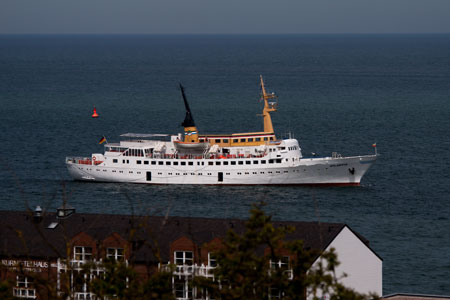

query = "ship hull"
66;155;376;186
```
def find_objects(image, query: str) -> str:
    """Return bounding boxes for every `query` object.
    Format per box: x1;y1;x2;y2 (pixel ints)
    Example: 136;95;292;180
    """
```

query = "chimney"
33;206;43;223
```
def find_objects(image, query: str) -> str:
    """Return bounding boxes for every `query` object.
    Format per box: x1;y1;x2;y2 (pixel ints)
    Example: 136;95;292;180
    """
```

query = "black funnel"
180;83;196;128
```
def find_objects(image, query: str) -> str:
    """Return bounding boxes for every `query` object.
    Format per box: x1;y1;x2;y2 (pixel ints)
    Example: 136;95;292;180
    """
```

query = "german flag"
99;136;107;144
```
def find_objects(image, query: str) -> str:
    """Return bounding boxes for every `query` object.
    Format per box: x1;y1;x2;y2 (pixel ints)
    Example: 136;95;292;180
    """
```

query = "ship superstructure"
66;76;376;185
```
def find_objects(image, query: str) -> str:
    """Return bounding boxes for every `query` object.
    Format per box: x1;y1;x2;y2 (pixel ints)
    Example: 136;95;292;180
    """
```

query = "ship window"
188;162;193;166
245;172;249;175
144;161;149;165
158;161;163;165
122;160;126;163
181;162;186;166
183;173;187;175
113;159;118;163
137;160;141;164
215;139;221;143
231;161;236;165
270;137;274;141
208;162;213;166
238;161;244;165
216;161;221;165
174;161;178;165
255;138;261;141
253;160;258;164
246;161;251;165
233;139;238;143
151;161;156;165
223;161;229;165
276;159;282;163
248;138;253;142
127;160;129;164
264;137;268;141
269;160;274;164
199;139;204;142
223;139;229;143
240;138;246;142
166;161;171;165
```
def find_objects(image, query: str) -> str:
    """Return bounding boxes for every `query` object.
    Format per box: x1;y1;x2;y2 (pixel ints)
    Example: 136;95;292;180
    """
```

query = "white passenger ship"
66;76;377;185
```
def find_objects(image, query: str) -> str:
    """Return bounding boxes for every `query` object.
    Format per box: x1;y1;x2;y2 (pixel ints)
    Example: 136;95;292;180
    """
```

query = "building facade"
0;208;382;299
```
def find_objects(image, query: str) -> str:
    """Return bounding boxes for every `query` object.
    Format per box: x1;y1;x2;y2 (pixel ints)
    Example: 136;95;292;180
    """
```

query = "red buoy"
92;106;99;118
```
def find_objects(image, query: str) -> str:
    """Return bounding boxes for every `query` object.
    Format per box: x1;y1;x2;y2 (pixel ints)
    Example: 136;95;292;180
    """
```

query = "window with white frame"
270;256;290;270
208;252;217;267
174;278;192;299
107;247;124;261
13;276;36;299
270;287;282;299
74;246;93;261
174;251;193;265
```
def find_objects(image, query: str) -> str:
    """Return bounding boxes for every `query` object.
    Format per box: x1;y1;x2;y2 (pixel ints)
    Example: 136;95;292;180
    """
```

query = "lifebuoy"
93;157;97;161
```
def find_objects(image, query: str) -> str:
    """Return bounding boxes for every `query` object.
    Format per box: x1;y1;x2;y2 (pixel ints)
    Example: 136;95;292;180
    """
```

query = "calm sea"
1;34;449;295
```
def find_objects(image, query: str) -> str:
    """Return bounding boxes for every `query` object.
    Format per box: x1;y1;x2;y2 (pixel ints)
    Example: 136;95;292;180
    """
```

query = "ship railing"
66;157;105;166
66;157;93;165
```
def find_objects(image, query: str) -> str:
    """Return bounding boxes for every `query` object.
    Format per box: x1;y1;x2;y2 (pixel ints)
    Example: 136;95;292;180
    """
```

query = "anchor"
349;167;355;175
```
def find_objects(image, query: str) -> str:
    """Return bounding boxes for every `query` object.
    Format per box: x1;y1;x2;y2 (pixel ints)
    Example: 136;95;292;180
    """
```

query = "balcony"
160;263;216;278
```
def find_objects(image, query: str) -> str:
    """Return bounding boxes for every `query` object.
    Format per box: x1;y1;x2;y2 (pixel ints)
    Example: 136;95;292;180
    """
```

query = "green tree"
192;202;378;300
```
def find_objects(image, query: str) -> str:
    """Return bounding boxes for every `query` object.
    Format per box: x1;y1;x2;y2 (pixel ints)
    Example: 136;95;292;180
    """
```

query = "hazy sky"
1;0;450;34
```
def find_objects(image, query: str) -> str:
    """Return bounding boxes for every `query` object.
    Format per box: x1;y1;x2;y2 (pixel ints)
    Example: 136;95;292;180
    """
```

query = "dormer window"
270;256;290;270
57;204;75;219
74;246;92;261
107;248;124;261
175;251;193;265
208;252;217;267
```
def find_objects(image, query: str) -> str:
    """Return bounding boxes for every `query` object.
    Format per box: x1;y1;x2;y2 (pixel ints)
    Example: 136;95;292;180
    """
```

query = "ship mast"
260;75;278;135
179;83;200;143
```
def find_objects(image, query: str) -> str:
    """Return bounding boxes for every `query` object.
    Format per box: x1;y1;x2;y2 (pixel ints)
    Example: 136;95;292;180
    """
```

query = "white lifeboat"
173;140;209;150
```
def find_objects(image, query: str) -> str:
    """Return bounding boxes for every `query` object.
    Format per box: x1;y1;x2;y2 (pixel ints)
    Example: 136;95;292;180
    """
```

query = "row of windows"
113;159;284;166
123;149;144;157
201;136;275;144
174;251;287;269
73;246;124;261
83;168;300;176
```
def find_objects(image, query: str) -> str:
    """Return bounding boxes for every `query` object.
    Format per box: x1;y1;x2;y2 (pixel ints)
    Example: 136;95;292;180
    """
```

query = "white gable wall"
310;226;382;297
